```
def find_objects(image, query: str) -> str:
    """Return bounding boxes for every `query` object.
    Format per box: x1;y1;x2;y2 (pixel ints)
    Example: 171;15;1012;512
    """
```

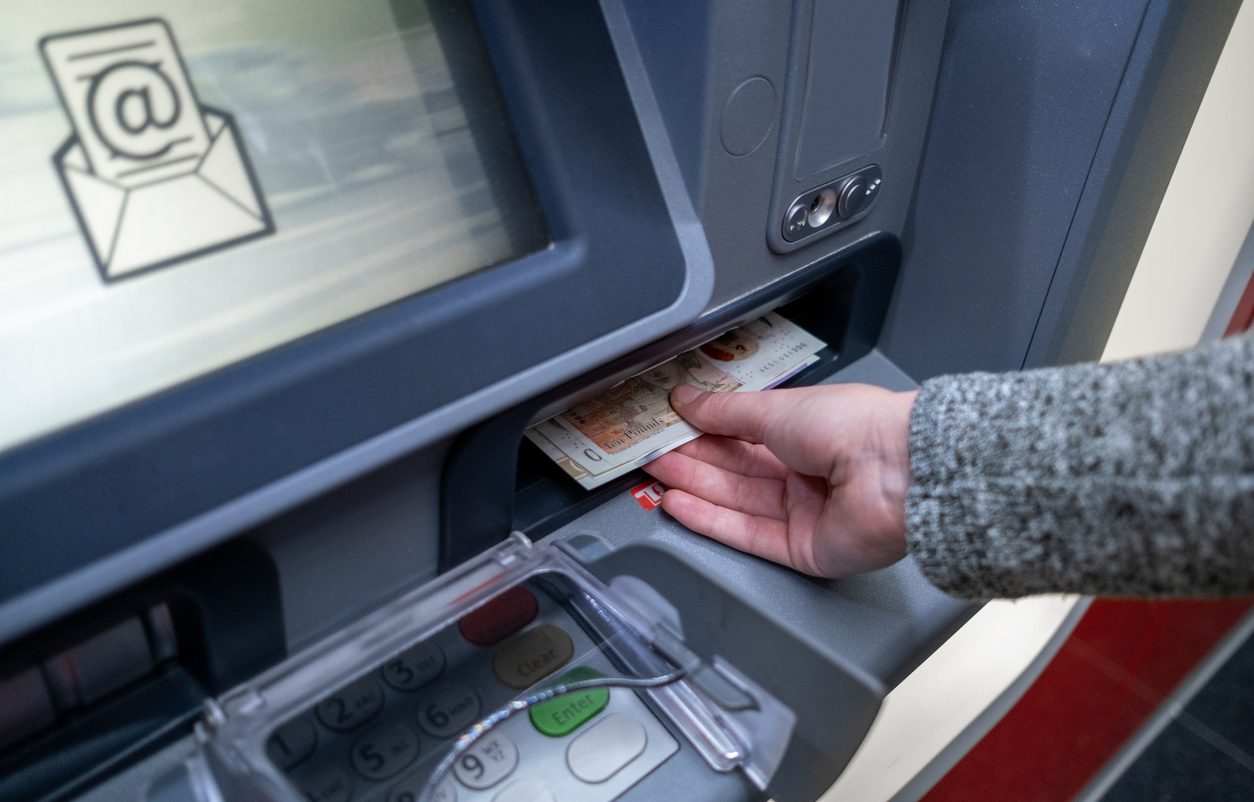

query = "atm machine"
0;1;1240;801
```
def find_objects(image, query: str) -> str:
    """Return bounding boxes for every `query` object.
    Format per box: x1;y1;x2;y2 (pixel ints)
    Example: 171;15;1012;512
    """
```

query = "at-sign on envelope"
42;19;274;281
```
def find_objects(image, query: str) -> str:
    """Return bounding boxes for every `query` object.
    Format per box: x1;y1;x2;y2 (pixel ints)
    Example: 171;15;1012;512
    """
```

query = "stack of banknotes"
525;313;826;489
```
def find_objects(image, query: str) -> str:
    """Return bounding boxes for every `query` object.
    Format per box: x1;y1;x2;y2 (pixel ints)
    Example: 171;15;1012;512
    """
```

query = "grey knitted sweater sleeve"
904;332;1254;599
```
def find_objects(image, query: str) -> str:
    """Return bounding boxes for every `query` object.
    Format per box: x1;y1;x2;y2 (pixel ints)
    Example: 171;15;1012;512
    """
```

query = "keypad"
270;582;677;802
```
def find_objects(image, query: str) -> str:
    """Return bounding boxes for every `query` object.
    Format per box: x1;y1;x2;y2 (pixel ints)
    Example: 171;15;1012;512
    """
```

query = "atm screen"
0;0;548;454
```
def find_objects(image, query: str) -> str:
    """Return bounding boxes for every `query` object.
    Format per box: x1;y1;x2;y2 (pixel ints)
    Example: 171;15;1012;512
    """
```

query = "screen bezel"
0;0;713;638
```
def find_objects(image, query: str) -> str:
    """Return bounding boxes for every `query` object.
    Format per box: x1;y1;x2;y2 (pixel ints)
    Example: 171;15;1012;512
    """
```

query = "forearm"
904;333;1254;598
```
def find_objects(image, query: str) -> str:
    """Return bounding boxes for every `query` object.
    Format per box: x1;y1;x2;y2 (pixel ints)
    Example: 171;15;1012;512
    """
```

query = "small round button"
838;178;868;218
785;203;808;238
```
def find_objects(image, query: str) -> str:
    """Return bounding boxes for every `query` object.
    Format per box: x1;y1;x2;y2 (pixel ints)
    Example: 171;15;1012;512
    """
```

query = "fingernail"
671;384;701;405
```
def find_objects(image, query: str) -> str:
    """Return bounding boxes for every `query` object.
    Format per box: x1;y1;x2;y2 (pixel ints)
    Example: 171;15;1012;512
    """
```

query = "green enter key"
529;666;609;737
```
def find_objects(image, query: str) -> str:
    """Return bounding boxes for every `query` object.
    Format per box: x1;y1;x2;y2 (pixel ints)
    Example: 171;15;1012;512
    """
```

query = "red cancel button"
458;586;539;646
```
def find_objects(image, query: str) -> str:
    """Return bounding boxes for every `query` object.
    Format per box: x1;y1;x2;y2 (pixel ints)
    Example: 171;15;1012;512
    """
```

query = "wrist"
880;389;918;534
890;389;918;459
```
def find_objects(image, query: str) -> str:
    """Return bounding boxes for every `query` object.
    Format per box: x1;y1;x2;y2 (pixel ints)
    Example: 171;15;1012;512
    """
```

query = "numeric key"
382;642;446;692
452;732;518;790
351;722;420;781
417;682;480;738
266;716;317;769
317;676;384;732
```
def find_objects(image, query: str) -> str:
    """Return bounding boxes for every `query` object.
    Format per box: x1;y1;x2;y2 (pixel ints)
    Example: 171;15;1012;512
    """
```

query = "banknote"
525;313;825;489
560;351;741;456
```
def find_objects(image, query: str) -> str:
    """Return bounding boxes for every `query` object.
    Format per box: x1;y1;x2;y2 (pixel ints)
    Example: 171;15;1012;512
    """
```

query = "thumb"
670;384;793;443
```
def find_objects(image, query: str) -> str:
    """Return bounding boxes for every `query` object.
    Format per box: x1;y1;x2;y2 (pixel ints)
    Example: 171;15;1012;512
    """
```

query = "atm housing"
0;1;1241;801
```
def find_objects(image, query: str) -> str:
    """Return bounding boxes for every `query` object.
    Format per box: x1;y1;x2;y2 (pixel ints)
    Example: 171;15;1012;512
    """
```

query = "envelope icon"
53;108;275;282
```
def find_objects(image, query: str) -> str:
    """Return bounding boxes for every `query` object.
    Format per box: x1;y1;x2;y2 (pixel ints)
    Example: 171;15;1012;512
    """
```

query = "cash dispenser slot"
441;235;900;568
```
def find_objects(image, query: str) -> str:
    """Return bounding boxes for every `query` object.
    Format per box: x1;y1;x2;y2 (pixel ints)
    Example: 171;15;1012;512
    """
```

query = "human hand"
642;383;917;578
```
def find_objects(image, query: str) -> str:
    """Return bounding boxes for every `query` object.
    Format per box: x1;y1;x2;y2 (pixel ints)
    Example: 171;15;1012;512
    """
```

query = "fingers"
643;450;787;519
659;489;794;567
670;384;794;443
672;435;790;480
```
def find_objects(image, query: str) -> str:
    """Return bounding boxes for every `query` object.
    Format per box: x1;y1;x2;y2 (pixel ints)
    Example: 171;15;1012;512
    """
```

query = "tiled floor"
920;600;1252;802
1101;629;1254;801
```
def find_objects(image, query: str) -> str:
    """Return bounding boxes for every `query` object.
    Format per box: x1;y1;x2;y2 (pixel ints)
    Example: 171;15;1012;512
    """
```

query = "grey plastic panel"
251;443;449;652
793;0;900;179
882;0;1241;379
624;0;949;299
1023;0;1242;367
881;0;1151;378
764;0;946;259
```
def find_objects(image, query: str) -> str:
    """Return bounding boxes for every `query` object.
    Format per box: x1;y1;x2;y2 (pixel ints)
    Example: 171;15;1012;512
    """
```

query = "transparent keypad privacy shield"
193;535;796;802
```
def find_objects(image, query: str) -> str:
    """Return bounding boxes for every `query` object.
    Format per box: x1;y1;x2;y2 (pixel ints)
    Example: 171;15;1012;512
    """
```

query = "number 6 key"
416;682;481;738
